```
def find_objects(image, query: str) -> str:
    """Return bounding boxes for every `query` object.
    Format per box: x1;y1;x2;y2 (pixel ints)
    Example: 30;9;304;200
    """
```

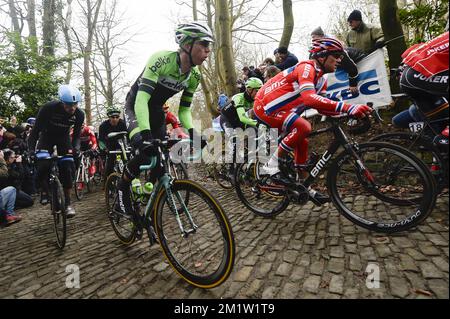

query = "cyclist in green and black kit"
116;22;213;215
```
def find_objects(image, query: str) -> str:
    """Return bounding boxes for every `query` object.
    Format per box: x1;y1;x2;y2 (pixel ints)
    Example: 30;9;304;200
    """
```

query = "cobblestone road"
1;172;448;299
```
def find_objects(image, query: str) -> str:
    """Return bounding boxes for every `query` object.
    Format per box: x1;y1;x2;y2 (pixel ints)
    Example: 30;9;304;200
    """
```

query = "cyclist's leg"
392;104;423;128
116;100;166;214
104;153;116;179
36;136;53;204
57;137;76;215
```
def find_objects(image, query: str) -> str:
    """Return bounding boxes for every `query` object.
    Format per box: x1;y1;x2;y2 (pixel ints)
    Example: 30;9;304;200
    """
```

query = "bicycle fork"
163;179;198;238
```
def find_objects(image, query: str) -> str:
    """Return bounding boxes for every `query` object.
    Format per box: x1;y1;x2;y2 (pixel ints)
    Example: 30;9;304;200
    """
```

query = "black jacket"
28;101;85;152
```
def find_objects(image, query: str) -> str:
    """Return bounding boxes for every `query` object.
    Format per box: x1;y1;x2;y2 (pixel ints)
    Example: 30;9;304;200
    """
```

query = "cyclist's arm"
134;52;166;132
71;111;85;152
98;122;107;149
339;50;359;88
178;70;200;130
296;65;349;114
89;130;98;149
232;95;257;127
28;103;50;152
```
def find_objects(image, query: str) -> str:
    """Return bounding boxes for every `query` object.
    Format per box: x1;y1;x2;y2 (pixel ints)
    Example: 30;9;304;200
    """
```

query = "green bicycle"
105;138;235;288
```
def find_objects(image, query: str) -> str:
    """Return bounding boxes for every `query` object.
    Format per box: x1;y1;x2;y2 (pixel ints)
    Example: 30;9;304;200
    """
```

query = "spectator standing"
346;9;384;54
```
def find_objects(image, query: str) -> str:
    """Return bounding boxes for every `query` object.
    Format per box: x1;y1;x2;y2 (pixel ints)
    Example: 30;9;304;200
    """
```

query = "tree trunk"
83;0;103;125
57;0;73;83
216;0;238;97
26;0;38;54
8;0;26;70
8;0;21;33
192;0;217;116
27;0;37;37
279;0;294;48
379;0;408;93
42;0;57;57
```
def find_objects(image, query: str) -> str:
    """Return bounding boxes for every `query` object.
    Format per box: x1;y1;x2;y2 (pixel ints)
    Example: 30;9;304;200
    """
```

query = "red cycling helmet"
309;37;344;58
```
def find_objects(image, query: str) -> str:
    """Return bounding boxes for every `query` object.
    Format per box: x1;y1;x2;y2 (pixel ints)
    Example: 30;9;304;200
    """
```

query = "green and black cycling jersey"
221;91;257;129
124;50;201;139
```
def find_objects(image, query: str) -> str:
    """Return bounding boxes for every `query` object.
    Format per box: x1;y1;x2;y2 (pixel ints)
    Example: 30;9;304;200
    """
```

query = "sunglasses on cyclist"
109;116;120;119
329;52;344;59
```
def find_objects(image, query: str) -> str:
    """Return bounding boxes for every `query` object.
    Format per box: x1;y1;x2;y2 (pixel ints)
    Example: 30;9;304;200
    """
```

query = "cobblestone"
0;174;448;299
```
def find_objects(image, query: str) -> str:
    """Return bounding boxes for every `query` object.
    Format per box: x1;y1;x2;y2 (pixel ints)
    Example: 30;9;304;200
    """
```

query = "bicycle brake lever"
367;102;383;124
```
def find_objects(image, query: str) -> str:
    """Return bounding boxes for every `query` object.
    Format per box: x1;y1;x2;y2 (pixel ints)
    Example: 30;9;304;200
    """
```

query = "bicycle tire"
327;142;436;233
234;161;290;217
105;172;136;245
371;132;448;193
74;164;85;200
213;164;234;189
153;179;235;288
51;177;67;249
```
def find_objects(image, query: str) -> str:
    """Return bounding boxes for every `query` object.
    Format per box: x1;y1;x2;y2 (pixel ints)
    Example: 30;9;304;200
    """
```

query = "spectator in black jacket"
273;47;298;71
1;149;34;209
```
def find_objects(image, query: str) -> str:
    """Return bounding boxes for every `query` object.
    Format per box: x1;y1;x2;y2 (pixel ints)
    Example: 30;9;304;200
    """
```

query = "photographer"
1;149;34;209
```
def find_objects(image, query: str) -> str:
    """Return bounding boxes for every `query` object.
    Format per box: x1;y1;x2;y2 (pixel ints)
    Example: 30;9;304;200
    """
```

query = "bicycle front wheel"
51;178;67;249
153;179;235;288
328;142;437;233
213;164;234;189
105;172;136;245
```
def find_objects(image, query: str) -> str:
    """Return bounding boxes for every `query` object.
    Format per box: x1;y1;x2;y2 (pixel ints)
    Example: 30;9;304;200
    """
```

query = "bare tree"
26;0;36;37
91;0;134;113
379;0;407;93
57;0;74;83
72;0;103;125
279;0;294;48
216;0;238;97
42;0;57;56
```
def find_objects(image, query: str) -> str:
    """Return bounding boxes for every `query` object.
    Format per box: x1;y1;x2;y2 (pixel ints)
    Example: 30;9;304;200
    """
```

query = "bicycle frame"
265;116;376;191
137;143;198;242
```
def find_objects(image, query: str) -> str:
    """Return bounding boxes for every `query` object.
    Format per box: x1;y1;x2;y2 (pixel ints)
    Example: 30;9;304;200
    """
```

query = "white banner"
325;49;392;107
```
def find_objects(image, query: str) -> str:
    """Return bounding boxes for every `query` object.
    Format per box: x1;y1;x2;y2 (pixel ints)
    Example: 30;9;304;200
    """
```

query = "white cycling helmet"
175;22;214;45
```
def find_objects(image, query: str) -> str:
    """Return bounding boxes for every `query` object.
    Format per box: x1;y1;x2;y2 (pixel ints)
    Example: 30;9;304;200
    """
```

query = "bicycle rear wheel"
74;165;85;200
51;178;67;249
153;179;235;288
328;142;437;233
105;172;136;245
213;164;234;189
234;161;290;217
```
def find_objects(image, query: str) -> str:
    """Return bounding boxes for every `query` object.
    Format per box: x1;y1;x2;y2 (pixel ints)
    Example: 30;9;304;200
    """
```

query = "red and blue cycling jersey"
254;60;351;120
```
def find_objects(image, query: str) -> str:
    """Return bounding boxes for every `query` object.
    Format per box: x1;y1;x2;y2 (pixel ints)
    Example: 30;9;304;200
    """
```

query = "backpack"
220;100;243;129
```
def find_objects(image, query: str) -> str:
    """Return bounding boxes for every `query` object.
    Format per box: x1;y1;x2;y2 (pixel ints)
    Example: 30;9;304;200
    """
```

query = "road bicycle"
370;95;448;193
36;150;72;249
234;113;437;233
105;138;235;288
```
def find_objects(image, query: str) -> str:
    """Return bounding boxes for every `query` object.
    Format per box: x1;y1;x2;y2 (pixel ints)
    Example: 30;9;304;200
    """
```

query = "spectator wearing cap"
346;9;384;54
274;46;298;71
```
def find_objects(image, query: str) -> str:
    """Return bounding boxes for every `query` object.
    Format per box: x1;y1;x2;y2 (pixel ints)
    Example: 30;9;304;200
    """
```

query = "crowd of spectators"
0;116;35;226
